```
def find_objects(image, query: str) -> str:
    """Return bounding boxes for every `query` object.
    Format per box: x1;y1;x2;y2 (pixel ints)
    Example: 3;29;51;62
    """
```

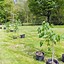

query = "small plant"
5;22;10;32
5;20;18;33
13;21;18;32
38;21;60;63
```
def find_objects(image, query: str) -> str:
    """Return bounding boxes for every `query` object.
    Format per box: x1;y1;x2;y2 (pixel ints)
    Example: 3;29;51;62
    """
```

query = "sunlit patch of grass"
0;25;64;64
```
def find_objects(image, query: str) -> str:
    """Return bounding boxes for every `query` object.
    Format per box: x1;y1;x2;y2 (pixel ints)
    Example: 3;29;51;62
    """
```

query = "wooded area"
0;0;64;25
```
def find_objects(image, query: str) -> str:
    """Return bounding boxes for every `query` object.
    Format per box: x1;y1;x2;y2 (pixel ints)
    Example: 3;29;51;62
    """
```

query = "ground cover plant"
0;25;64;64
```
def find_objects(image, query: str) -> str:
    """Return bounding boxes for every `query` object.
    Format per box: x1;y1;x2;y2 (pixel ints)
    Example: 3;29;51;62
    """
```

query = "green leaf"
43;35;48;38
47;42;50;46
53;41;56;44
40;41;43;47
48;47;51;51
37;27;41;33
39;33;43;38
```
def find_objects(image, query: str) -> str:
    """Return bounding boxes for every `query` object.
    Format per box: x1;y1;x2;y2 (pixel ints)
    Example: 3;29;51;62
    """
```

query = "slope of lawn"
0;25;64;64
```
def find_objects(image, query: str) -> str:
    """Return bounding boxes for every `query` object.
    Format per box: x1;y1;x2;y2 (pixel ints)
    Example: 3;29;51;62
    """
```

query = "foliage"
38;21;60;45
0;0;5;23
0;0;14;23
0;0;64;25
28;0;64;24
5;22;10;32
0;0;46;25
5;21;18;32
38;21;61;63
13;20;18;32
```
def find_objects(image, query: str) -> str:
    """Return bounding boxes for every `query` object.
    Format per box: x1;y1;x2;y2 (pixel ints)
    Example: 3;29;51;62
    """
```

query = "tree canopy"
0;0;64;25
28;0;64;24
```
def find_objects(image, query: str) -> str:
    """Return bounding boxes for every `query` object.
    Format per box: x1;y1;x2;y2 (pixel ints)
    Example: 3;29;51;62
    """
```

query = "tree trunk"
13;13;14;22
47;10;51;24
52;43;54;64
21;22;23;26
27;14;28;23
47;15;50;23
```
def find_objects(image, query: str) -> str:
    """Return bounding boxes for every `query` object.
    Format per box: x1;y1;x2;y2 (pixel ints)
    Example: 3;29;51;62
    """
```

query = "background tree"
28;0;64;24
0;0;13;23
0;0;5;24
51;0;64;25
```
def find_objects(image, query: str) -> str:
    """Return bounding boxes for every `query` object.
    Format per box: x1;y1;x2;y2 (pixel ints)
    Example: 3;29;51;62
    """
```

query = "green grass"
0;25;64;64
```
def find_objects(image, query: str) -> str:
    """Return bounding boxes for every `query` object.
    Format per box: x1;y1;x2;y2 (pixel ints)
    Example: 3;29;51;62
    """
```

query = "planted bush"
5;22;10;32
5;21;18;32
37;21;60;63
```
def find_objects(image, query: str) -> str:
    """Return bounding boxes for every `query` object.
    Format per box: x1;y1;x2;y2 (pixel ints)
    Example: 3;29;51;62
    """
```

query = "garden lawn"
0;25;64;64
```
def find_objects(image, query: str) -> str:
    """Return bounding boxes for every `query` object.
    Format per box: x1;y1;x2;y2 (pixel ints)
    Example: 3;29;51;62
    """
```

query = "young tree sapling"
38;21;60;64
